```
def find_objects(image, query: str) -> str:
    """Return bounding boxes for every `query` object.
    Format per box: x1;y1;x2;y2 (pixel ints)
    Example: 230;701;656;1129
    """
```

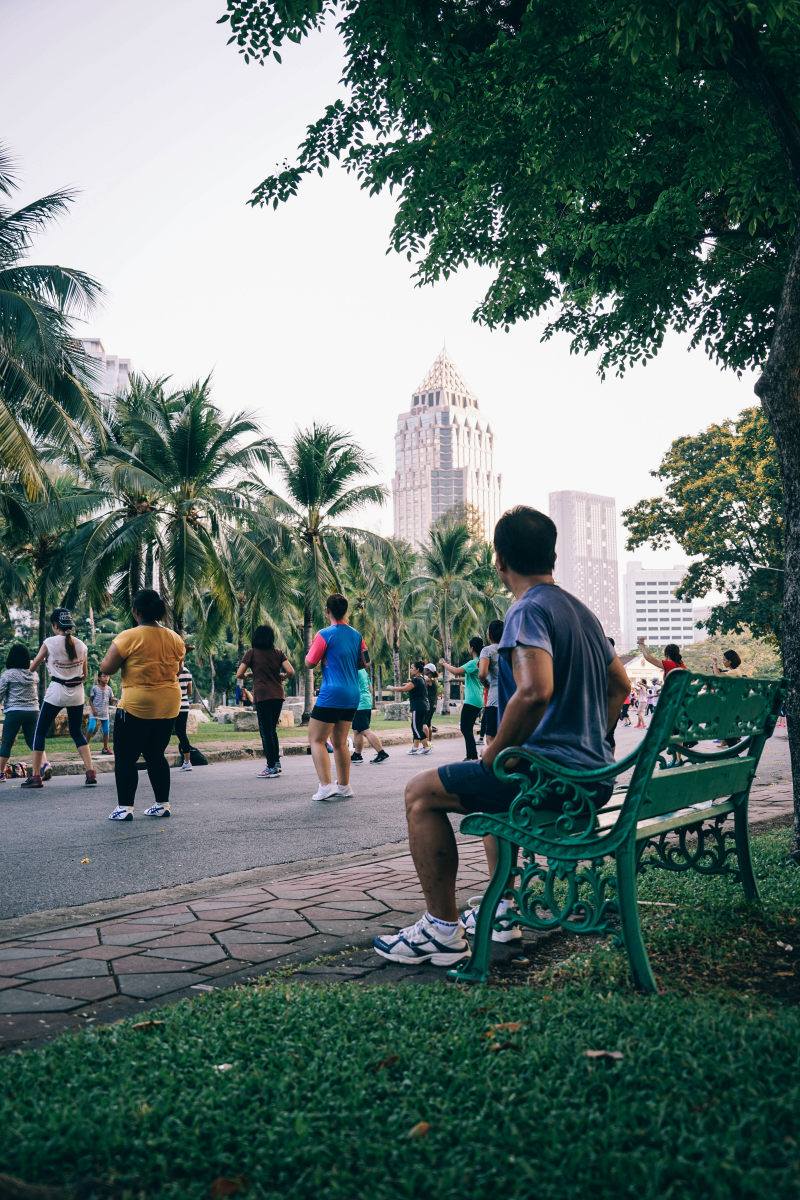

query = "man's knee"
405;768;454;820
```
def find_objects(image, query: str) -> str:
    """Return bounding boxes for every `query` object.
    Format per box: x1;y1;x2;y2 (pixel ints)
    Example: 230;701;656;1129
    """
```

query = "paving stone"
0;977;23;991
233;922;315;938
143;932;220;947
100;930;175;946
0;946;71;961
23;977;118;1002
216;929;293;945
0;989;85;1013
299;902;388;919
0;956;69;977
112;955;199;975
125;913;197;926
237;907;305;922
19;936;101;951
186;907;265;921
222;944;299;965
117;972;208;999
144;945;228;965
23;927;99;942
22;958;112;981
0;1012;81;1045
305;919;384;937
200;959;252;978
73;945;140;961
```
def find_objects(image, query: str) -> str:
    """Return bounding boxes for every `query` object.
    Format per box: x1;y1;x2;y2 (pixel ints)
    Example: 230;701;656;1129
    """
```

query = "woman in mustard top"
99;589;186;821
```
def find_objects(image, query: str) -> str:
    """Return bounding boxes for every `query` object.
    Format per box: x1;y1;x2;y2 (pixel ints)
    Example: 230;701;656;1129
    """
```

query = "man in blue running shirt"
305;593;368;802
374;507;631;967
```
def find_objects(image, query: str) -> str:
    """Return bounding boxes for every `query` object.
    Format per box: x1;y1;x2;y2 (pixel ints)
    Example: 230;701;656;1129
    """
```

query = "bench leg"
616;843;658;993
733;802;761;902
451;838;515;984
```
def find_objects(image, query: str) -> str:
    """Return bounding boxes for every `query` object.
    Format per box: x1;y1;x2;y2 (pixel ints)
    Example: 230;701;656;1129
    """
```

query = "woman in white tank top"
23;608;96;788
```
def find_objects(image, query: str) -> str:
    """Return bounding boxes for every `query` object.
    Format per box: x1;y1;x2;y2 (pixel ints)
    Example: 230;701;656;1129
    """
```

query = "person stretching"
0;644;41;780
100;589;186;821
305;593;368;802
23;609;96;789
440;637;484;760
390;661;430;755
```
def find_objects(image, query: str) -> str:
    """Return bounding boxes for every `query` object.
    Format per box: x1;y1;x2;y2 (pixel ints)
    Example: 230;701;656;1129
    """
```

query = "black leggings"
113;709;173;808
33;701;87;752
256;698;283;768
173;711;191;756
460;703;482;760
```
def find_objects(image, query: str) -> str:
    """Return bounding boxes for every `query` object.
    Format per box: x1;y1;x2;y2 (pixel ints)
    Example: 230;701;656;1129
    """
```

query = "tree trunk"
87;604;96;645
439;612;452;714
376;662;382;706
754;218;800;863
144;543;154;589
37;584;47;702
209;650;216;710
302;605;314;723
391;614;401;687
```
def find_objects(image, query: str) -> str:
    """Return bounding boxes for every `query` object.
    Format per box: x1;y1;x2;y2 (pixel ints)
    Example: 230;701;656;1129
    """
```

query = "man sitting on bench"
374;506;631;967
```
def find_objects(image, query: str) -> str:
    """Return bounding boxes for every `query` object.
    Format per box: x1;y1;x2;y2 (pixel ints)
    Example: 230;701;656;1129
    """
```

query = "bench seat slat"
636;758;755;819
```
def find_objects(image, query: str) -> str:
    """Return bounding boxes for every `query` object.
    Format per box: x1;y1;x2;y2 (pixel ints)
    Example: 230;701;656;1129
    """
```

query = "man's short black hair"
326;593;348;621
493;506;557;575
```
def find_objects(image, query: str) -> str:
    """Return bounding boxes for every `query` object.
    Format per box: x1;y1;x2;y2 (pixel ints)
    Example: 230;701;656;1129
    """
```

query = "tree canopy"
623;406;784;644
221;0;799;374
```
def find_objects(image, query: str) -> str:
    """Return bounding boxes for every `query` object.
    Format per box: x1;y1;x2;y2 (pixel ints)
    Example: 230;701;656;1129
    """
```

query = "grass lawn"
1;829;798;1199
41;713;461;756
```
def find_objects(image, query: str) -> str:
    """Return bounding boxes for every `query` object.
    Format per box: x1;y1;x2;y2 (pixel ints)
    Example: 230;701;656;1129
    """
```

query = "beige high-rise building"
79;338;133;396
392;348;502;548
548;490;621;642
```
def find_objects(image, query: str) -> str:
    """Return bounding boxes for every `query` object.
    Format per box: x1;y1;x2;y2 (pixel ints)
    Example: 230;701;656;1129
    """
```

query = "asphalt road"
0;727;791;921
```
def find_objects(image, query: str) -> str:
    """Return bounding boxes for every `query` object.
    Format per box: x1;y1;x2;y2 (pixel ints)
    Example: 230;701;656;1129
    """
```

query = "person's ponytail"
64;631;77;661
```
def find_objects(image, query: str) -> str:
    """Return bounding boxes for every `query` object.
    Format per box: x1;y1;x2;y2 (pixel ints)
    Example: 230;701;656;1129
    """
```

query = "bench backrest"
623;671;786;825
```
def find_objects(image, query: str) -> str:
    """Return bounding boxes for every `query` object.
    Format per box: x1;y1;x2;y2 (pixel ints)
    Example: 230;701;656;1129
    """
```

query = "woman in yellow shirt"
99;589;186;821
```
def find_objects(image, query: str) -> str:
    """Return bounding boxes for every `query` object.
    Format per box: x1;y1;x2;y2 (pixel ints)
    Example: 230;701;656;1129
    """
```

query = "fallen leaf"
375;1054;399;1071
489;1041;521;1053
209;1176;249;1198
130;1020;166;1031
494;1021;523;1034
80;858;90;864
585;1049;624;1061
213;1063;234;1072
409;1122;430;1139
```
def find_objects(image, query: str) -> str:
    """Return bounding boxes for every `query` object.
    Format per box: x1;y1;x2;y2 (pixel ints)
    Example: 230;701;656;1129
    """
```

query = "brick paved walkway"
0;780;793;1052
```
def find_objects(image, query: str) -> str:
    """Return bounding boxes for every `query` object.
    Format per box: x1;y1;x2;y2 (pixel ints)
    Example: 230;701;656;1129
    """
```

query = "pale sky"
3;0;761;569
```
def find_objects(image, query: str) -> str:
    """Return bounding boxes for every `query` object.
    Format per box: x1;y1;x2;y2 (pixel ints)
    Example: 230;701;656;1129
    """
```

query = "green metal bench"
452;670;787;992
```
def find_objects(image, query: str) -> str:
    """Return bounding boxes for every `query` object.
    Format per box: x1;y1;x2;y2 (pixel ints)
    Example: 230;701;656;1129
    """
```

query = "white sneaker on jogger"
373;914;470;966
312;783;338;802
462;895;522;942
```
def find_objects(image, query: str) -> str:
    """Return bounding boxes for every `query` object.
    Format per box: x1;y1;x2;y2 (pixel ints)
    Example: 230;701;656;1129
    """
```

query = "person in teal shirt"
440;637;484;760
350;668;389;764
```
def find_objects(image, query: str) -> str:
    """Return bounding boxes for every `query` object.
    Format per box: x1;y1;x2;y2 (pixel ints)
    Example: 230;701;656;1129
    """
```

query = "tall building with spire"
392;348;502;548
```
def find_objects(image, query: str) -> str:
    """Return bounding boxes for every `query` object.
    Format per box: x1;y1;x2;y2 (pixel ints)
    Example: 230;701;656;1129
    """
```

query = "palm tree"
264;423;389;720
78;376;288;632
413;519;482;710
370;539;418;686
0;145;104;495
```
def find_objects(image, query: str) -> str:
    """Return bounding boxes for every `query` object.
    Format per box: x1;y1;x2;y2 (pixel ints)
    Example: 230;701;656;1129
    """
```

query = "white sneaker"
419;746;432;755
335;783;354;798
374;914;470;966
407;748;419;755
108;806;133;821
144;803;171;818
180;761;192;772
312;783;338;802
462;895;522;942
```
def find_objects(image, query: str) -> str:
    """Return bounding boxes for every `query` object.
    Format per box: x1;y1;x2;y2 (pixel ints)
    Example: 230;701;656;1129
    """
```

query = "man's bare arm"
481;645;553;771
607;657;632;734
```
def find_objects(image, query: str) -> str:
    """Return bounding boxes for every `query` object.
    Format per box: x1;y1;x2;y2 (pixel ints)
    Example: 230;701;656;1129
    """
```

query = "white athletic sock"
426;913;460;932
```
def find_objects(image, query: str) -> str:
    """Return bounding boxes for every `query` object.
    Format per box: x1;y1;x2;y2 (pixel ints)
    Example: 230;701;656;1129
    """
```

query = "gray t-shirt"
498;584;615;771
89;683;113;719
0;668;39;711
478;643;500;707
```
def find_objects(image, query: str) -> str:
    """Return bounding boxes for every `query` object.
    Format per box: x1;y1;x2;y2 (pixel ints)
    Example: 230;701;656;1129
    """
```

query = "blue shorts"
438;759;613;816
88;717;110;735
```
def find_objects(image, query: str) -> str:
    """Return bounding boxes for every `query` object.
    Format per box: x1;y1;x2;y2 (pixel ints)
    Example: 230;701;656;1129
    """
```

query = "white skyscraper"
79;338;133;397
548;490;621;642
392;348;502;548
623;561;706;648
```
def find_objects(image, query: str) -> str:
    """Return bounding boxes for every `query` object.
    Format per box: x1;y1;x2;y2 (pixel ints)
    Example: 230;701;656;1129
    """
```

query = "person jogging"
99;589;186;821
350;668;389;764
305;594;368;801
237;626;295;779
23;610;95;789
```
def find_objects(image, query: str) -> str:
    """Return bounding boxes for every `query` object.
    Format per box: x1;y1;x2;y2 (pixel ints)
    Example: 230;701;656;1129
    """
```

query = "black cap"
52;608;74;630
